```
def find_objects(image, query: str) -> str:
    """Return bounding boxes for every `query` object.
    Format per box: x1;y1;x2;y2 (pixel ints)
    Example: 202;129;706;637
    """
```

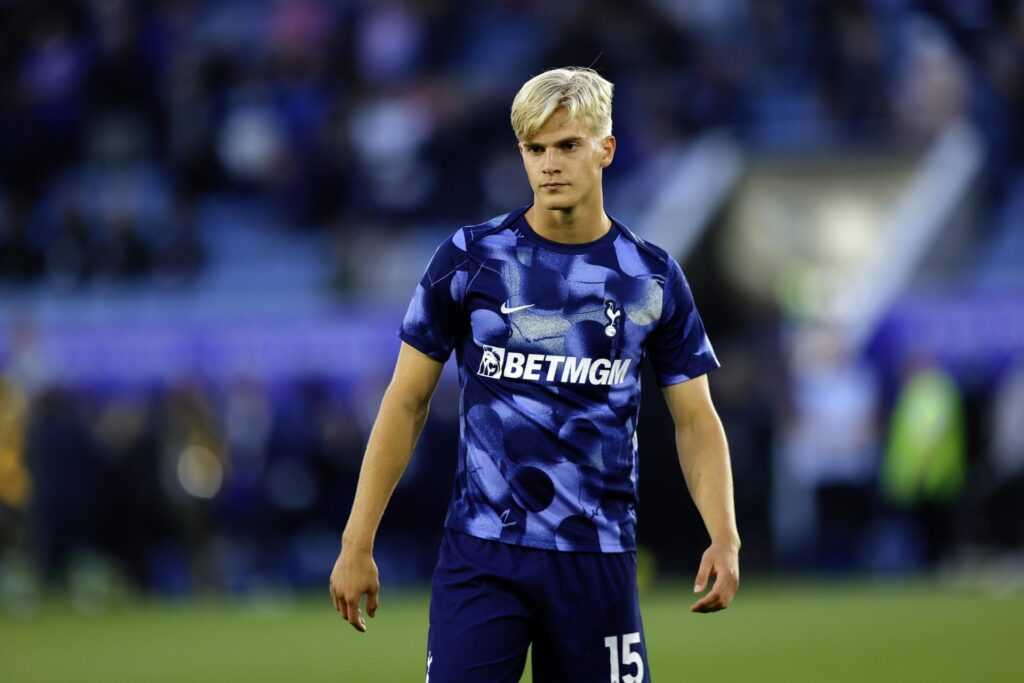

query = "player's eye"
527;145;543;154
562;142;578;150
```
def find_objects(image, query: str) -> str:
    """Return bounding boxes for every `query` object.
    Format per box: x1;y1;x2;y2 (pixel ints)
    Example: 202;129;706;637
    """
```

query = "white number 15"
604;632;644;682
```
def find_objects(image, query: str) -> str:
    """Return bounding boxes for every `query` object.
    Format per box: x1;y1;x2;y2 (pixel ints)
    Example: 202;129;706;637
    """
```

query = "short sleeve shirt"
400;206;718;552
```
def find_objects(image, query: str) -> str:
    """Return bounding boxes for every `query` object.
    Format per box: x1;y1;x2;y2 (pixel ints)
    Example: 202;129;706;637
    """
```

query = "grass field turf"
2;579;1022;682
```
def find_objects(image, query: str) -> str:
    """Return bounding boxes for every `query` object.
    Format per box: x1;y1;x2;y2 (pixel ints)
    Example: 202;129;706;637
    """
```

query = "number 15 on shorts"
604;632;644;682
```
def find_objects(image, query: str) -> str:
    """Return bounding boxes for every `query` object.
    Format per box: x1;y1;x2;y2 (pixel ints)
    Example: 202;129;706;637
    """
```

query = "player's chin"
538;195;576;211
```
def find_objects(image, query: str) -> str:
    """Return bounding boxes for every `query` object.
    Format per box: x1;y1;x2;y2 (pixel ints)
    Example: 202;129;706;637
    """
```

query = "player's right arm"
329;341;444;632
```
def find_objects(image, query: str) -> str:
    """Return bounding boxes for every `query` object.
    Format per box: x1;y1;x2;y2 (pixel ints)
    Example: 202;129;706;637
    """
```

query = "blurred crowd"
3;0;1020;284
0;0;1023;603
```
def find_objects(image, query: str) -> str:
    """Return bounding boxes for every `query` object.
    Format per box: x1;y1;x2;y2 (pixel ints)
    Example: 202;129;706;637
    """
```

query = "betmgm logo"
477;345;631;386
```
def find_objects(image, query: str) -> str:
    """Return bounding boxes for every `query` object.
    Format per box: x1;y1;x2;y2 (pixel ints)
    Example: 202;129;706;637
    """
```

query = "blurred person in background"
880;357;967;567
0;376;30;537
330;67;739;682
24;385;100;583
981;357;1024;551
778;325;881;571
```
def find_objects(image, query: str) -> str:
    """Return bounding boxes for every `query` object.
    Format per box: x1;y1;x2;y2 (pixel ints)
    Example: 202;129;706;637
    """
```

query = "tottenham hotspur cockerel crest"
604;301;622;337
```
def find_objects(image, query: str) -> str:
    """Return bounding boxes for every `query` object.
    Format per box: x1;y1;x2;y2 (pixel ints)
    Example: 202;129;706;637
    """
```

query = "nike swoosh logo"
500;301;535;314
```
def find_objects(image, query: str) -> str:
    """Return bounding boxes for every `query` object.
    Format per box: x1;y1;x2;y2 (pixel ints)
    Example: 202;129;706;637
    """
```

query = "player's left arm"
661;374;740;613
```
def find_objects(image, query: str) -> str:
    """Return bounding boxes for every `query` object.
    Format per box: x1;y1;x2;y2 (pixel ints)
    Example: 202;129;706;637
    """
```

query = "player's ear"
599;135;616;168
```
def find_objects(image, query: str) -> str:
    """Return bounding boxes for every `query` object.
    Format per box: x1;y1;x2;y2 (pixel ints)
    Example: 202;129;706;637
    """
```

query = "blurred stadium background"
0;0;1022;681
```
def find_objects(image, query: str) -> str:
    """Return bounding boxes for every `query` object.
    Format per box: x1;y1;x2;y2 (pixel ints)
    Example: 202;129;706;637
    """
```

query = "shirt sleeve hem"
398;330;452;363
655;358;720;387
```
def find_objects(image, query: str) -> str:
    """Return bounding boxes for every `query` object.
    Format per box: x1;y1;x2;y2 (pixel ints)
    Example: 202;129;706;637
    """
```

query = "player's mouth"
540;183;568;190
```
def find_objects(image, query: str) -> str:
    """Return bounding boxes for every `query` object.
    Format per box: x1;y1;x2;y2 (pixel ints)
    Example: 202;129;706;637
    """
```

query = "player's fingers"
691;579;732;613
693;554;713;594
690;599;720;613
345;596;366;632
690;591;723;613
339;589;352;618
366;588;379;618
337;591;348;621
330;582;341;611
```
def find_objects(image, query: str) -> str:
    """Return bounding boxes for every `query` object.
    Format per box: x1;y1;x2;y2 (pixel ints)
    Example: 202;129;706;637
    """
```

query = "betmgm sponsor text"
477;345;631;386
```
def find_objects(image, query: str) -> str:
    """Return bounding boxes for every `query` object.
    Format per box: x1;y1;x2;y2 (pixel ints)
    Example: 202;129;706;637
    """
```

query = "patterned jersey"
399;206;719;552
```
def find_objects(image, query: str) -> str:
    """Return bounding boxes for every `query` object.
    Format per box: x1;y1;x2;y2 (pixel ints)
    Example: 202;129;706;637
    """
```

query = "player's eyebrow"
524;136;584;147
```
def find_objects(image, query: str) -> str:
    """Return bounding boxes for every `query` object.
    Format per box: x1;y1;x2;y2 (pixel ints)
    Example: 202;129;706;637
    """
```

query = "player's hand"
690;538;740;613
329;544;380;632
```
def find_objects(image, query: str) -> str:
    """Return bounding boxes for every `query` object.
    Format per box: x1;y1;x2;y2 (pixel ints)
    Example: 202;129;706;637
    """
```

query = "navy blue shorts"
425;529;650;682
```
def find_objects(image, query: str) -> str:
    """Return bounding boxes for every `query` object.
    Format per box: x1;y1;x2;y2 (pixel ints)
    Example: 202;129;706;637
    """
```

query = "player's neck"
525;198;611;245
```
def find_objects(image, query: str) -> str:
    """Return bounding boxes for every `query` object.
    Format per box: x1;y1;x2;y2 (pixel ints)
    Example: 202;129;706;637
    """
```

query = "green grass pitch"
2;580;1022;682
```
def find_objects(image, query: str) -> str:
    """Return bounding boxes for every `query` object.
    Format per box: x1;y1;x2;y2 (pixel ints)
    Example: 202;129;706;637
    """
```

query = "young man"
330;67;740;682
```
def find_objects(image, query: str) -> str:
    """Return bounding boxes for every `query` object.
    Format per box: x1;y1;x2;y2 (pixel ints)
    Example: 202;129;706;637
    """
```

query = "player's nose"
542;149;560;174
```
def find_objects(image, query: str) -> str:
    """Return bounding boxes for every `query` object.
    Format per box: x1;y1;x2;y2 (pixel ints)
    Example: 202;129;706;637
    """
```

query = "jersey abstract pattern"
400;206;719;552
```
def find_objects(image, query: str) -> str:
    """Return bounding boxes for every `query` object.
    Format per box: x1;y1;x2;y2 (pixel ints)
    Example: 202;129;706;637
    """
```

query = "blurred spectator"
778;325;881;570
0;376;30;515
880;361;967;565
882;362;966;507
894;17;969;144
984;358;1024;550
11;5;91;200
989;358;1024;483
24;387;100;583
4;319;51;400
816;0;890;139
91;392;164;585
0;194;45;282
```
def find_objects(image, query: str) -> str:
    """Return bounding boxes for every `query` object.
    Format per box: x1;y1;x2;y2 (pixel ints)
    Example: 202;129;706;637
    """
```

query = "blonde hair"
510;67;614;143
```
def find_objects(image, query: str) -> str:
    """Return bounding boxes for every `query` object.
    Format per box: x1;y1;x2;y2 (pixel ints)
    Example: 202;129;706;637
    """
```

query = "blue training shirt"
399;206;719;552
